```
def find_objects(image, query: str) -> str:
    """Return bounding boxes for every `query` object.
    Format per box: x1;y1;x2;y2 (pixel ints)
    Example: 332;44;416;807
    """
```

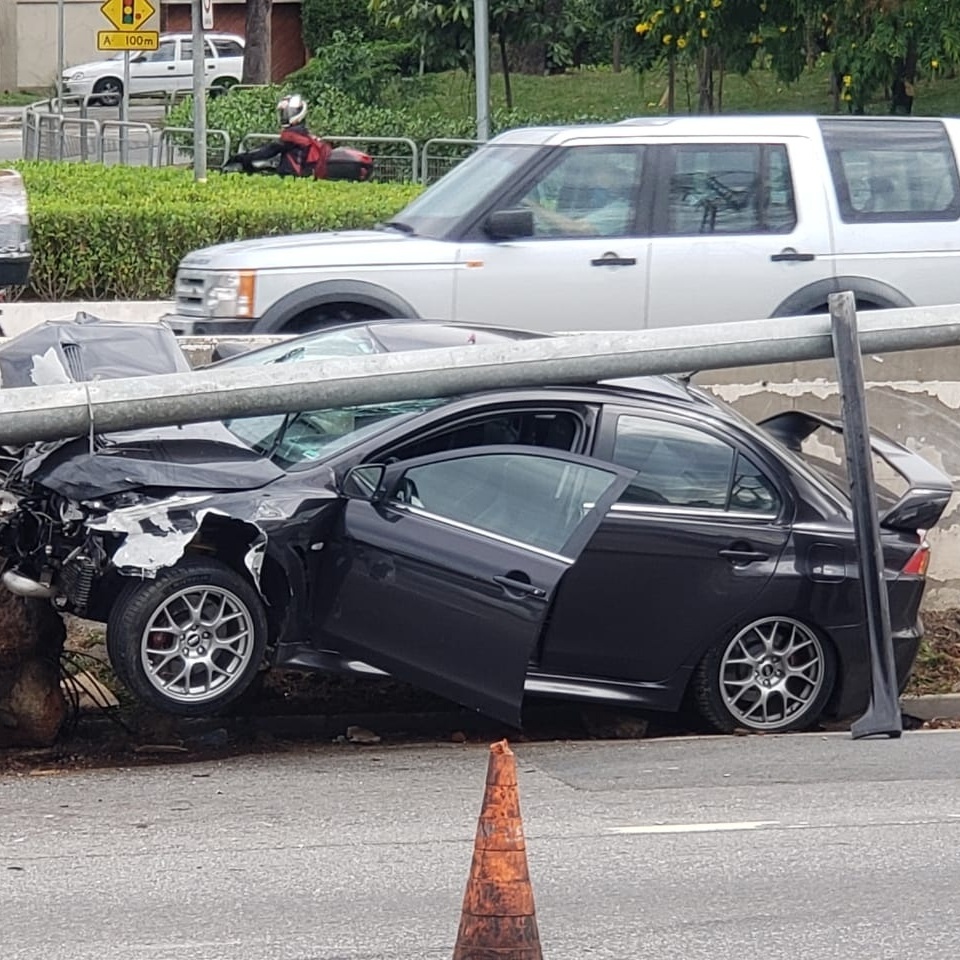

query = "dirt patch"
905;609;960;696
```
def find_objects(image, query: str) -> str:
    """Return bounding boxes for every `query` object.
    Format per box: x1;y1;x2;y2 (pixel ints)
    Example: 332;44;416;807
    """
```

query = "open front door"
318;446;634;726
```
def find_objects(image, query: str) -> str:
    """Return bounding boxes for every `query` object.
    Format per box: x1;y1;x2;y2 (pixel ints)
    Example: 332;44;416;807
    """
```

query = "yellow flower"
932;58;940;68
842;74;852;86
677;35;687;48
635;21;651;34
841;92;852;101
759;1;767;9
651;9;663;21
673;3;681;11
699;9;707;18
710;0;721;6
663;33;673;44
700;27;709;37
778;24;787;33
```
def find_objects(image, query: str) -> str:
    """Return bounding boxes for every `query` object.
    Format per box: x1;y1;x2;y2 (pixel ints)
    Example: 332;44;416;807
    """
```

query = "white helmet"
278;94;307;127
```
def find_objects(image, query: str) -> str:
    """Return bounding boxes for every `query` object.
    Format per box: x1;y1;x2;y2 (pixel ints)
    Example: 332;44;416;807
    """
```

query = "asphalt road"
3;730;960;960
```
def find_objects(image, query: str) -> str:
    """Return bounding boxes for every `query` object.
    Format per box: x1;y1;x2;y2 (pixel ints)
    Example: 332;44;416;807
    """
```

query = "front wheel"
106;557;268;716
693;616;836;734
92;76;122;107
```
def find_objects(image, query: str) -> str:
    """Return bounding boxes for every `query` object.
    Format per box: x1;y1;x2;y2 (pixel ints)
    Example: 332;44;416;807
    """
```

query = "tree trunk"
612;31;622;74
241;0;273;85
498;33;513;111
890;45;918;115
697;46;715;114
0;592;67;748
667;54;676;115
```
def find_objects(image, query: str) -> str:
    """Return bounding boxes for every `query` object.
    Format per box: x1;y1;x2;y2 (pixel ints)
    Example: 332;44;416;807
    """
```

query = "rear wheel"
694;616;836;733
106;557;268;716
92;76;122;106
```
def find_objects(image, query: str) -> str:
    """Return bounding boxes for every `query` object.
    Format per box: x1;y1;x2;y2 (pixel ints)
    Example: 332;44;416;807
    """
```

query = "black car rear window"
819;119;960;223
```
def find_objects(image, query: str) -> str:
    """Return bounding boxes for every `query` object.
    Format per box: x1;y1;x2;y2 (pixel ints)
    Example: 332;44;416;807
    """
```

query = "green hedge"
13;162;422;301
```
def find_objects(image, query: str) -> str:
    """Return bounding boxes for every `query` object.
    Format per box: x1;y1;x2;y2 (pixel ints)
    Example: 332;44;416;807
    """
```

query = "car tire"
92;76;122;107
693;616;836;734
106;557;268;716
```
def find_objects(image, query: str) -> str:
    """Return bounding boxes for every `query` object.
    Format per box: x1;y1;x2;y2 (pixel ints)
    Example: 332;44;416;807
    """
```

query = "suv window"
611;415;780;513
662;144;797;235
212;39;244;58
512;145;644;238
820;119;960;223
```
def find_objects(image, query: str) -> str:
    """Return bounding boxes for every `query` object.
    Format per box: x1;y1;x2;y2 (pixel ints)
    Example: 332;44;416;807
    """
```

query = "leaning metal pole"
830;293;903;739
1;306;960;446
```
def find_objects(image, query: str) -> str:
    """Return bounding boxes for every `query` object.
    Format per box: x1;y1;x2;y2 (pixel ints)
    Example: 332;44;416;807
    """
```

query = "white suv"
165;115;960;336
62;33;244;104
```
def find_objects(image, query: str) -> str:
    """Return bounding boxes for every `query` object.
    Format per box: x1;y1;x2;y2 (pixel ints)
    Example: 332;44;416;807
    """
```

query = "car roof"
489;114;954;147
160;32;244;42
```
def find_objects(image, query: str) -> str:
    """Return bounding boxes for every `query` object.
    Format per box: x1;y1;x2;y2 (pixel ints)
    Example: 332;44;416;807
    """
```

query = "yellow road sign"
99;0;156;32
97;29;159;51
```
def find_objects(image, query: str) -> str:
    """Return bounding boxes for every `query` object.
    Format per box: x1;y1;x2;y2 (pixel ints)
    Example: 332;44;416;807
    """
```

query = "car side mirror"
339;464;386;501
485;208;534;241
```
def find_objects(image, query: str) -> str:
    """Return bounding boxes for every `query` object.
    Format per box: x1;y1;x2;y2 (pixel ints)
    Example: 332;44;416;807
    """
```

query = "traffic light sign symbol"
122;1;135;24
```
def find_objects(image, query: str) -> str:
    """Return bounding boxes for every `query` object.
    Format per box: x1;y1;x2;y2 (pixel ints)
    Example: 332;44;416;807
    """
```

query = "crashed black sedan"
0;316;952;734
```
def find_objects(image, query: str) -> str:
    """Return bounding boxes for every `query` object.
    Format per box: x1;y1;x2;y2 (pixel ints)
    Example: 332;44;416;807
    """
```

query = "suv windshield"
223;398;447;469
387;143;545;238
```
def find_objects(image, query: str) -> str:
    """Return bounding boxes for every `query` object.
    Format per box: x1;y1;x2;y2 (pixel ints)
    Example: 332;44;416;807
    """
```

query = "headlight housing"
203;271;256;318
65;71;85;81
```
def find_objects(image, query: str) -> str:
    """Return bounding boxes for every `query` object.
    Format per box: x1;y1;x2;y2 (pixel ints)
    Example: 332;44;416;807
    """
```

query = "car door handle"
591;252;637;267
493;575;546;598
770;249;815;262
718;548;770;564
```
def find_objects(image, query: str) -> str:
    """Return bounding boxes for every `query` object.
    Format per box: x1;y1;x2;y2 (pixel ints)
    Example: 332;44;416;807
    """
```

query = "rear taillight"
902;541;930;576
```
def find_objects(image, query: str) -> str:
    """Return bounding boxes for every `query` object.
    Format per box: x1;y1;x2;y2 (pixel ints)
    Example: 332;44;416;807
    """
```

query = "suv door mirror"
339;464;386;501
485;208;534;240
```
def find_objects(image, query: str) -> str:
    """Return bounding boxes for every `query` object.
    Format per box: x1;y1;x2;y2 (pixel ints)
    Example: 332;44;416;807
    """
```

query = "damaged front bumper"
0;488;267;617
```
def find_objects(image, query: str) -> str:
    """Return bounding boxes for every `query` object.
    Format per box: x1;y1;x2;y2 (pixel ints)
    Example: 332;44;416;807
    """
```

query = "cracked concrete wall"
696;345;960;610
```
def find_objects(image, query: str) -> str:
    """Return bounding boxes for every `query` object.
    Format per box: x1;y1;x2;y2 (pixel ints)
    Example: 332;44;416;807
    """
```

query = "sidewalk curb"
900;693;960;721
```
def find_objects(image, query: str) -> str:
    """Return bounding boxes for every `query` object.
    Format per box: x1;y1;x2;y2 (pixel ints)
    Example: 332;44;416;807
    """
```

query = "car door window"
394;452;618;555
611;415;779;513
212;38;244;58
380;409;583;462
509;145;644;238
663;143;797;235
180;40;194;62
142;41;175;63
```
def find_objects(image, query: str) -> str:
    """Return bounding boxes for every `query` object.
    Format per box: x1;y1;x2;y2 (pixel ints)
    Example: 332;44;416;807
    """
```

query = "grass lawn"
0;90;44;106
387;57;960;121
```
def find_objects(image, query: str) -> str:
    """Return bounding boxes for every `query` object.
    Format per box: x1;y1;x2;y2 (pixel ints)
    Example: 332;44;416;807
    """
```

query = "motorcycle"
221;142;374;182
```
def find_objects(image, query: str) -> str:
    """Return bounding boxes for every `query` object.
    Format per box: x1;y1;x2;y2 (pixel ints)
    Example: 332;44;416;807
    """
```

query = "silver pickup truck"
164;115;960;336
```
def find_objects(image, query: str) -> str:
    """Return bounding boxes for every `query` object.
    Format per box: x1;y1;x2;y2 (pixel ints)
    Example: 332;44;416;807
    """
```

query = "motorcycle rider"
224;94;326;177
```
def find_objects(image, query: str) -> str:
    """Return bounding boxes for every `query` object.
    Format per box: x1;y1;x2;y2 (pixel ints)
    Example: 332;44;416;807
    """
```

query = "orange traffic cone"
452;740;544;960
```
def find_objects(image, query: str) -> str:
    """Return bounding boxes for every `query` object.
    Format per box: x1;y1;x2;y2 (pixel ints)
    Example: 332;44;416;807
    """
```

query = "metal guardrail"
58;117;102;163
158;126;231;168
20;99;464;182
238;132;419;183
99;120;156;166
421;138;481;184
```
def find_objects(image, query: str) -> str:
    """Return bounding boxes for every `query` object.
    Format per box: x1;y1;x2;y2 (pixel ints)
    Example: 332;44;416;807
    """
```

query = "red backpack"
279;128;333;179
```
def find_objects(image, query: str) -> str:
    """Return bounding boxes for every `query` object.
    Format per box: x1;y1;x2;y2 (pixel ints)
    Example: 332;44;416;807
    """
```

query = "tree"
302;0;381;56
242;0;273;85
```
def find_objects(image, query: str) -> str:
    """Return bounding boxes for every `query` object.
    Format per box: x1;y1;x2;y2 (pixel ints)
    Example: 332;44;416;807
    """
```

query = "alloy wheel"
140;584;256;704
718;617;827;731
